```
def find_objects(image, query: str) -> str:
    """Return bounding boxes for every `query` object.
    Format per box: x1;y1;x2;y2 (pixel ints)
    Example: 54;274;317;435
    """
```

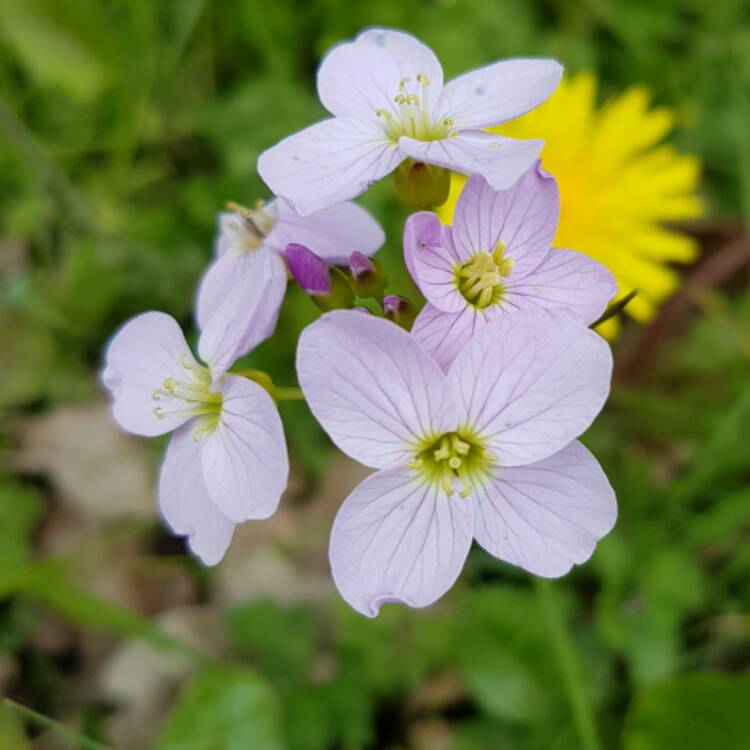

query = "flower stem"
534;578;602;750
274;386;304;401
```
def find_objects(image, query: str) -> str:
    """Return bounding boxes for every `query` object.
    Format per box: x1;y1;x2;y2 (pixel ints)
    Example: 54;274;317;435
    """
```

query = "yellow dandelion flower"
437;72;704;334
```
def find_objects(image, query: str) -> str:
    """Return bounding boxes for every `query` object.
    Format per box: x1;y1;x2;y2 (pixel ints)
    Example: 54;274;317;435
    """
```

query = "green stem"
275;386;304;401
534;579;602;750
590;289;639;329
2;699;114;750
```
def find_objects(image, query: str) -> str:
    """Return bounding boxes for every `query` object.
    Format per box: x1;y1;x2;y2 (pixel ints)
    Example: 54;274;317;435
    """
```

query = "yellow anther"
154;407;165;419
163;377;176;392
448;456;462;470
376;108;393;120
417;72;429;87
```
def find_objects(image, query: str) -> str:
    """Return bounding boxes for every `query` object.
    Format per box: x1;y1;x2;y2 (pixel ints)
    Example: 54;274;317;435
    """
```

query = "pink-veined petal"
399;132;543;193
329;465;473;617
297;310;456;469
159;423;235;565
451;167;558;279
198;251;286;379
447;309;612;466
267;199;384;263
438;58;562;130
403;210;443;284
201;375;289;523
101;312;197;437
411;303;488;371
472;441;616;577
258;118;404;215
504;249;617;325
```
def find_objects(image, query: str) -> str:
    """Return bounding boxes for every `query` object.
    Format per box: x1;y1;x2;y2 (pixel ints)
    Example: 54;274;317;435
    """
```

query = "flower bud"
348;251;389;299
394;159;451;210
382;294;417;330
286;243;354;311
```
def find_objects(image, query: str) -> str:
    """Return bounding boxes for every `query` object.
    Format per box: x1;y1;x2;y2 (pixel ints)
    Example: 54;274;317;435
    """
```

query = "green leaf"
0;480;42;571
154;665;285;750
0;703;30;750
623;671;750;750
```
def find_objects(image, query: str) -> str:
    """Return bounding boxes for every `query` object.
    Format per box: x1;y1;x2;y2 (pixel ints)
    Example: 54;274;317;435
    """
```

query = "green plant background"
1;1;750;748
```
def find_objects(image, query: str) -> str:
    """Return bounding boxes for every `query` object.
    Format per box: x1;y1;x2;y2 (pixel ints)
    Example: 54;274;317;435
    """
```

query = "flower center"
224;201;274;254
152;354;222;439
409;429;495;497
454;242;514;309
376;74;457;143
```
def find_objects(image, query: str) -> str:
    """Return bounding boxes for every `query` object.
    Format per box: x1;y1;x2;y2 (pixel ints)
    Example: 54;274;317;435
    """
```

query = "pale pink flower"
258;28;562;214
297;309;616;616
102;255;289;564
406;166;617;368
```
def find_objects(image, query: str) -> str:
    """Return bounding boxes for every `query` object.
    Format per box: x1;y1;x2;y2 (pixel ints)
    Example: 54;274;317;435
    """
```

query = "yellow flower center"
376;74;457;143
152;354;222;439
409;428;495;497
454;241;514;309
225;201;274;254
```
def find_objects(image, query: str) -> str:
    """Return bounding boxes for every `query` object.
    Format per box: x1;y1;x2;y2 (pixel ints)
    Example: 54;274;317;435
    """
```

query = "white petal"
411;303;488;371
258;118;404;215
438;58;562;129
201;376;289;523
447;309;612;466
268;199;384;264
402;210;443;284
101;312;196;437
399;132;543;192
296;310;456;469
472;441;616;577
329;465;473;617
195;252;252;332
504;249;618;325
159;424;235;565
198;250;286;379
451;167;558;280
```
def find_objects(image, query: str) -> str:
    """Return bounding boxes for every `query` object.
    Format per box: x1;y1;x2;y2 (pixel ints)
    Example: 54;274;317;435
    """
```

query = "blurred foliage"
1;0;750;749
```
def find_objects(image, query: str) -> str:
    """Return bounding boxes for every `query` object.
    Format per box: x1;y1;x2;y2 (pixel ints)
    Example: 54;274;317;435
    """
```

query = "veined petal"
472;441;616;577
159;424;235;565
411;303;488;371
297;310;456;469
504;249;617;325
198;251;287;379
399;132;543;193
268;199;384;264
451;167;558;279
403;212;465;312
201;375;289;523
195;252;252;332
258;118;404;215
101;312;197;437
438;58;562;130
447;309;612;466
329;465;473;617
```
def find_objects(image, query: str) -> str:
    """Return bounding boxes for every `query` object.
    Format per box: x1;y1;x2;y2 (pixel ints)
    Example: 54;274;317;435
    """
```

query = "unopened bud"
394;159;451;210
286;243;354;311
382;294;417;330
348;251;389;299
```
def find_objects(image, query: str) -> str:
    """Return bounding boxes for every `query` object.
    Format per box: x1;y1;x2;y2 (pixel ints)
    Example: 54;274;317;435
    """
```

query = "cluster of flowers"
103;29;619;617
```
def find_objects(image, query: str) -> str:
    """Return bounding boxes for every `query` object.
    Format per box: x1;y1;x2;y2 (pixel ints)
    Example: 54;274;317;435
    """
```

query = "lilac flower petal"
159;423;235;565
452;167;558;280
403;210;443;284
195;252;252;332
198;251;286;379
504;249;618;325
349;250;375;278
297;310;456;469
329;465;473;617
447;309;612;466
268;199;384;263
411;303;487;371
101;312;197;437
437;59;562;130
201;375;289;523
286;243;331;295
258;118;404;215
398;132;543;193
214;208;277;259
472;441;617;577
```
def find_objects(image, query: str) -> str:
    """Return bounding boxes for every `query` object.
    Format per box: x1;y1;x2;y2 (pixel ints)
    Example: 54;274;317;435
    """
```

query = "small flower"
196;197;384;340
102;255;289;565
297;309;616;616
438;72;704;333
285;243;355;311
258;28;562;215
405;165;617;369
